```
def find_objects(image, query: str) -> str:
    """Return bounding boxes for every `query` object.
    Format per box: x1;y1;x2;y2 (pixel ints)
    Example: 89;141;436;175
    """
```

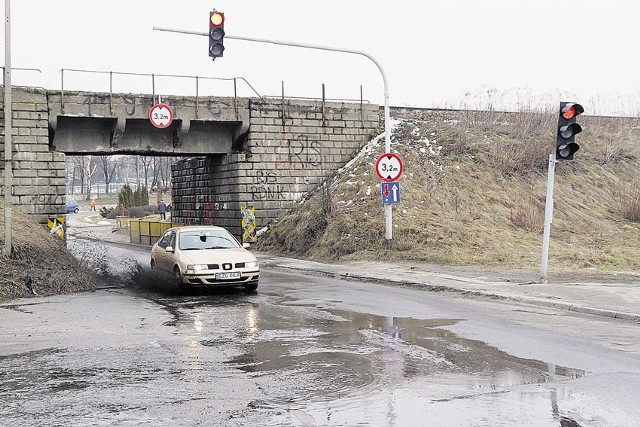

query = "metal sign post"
540;153;557;283
375;153;403;240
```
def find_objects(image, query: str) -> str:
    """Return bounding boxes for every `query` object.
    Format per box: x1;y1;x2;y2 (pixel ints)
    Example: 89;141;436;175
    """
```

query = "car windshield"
178;230;241;250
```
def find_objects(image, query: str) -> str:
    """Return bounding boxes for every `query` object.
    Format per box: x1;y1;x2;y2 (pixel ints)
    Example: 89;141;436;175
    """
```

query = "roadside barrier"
129;218;182;245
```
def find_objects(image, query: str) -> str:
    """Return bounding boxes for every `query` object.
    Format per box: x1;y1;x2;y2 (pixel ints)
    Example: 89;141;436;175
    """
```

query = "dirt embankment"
0;206;106;302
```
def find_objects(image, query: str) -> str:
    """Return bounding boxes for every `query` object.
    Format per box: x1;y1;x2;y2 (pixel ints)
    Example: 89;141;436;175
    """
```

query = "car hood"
178;247;257;265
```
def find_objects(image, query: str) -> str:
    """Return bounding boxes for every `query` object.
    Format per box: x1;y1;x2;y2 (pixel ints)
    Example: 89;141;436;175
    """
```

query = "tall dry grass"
613;180;640;222
257;105;640;273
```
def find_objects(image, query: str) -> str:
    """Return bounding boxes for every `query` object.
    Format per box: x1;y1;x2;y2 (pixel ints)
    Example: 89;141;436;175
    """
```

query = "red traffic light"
561;103;584;120
210;12;224;27
556;102;584;161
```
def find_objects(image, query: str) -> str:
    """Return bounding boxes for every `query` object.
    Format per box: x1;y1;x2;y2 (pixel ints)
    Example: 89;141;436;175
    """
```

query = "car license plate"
215;272;241;280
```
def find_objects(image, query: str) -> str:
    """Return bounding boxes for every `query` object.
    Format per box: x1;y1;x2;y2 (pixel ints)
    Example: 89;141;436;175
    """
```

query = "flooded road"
1;240;640;426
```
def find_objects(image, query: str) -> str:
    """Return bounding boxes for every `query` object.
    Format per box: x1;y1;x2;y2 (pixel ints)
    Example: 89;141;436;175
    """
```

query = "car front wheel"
173;267;184;287
244;282;258;292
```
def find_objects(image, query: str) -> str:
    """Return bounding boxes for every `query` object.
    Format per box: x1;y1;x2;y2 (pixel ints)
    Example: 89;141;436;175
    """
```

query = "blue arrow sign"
381;182;401;205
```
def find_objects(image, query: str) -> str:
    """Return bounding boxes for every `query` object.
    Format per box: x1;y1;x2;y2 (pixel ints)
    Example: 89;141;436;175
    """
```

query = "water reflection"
219;303;587;404
155;290;590;425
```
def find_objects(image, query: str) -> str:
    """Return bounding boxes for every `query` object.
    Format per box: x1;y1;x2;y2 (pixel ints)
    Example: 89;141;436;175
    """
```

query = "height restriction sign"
149;104;174;129
375;153;403;182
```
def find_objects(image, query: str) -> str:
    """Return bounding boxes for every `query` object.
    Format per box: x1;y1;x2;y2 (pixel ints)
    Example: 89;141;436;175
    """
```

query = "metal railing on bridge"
58;68;264;119
58;68;372;119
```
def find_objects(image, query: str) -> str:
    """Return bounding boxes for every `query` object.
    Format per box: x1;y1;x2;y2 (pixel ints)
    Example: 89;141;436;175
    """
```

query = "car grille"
205;262;249;269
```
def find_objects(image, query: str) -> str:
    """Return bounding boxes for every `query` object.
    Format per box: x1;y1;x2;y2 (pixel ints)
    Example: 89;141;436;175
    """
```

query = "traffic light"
209;10;225;59
556;102;584;160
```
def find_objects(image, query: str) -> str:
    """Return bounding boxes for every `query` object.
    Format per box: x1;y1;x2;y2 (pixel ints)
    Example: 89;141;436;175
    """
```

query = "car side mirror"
165;246;175;253
243;243;251;249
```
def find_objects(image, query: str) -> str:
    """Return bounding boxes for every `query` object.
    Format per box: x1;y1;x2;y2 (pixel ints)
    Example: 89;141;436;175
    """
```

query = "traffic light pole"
540;153;556;283
153;26;395;241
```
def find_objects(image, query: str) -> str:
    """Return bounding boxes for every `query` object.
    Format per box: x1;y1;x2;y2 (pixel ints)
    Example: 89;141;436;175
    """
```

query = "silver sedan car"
150;225;260;292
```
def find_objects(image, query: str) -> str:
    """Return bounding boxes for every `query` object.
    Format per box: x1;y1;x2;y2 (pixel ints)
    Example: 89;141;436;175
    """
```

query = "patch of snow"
337;118;405;175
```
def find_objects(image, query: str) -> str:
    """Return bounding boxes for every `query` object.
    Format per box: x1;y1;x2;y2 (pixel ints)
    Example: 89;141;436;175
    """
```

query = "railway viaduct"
0;86;380;238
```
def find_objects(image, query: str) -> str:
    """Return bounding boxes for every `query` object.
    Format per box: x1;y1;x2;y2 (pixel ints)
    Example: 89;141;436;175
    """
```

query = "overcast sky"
3;0;639;115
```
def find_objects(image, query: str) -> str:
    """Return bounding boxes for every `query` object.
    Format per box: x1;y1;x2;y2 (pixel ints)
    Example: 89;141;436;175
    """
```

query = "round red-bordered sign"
149;104;174;129
375;153;403;182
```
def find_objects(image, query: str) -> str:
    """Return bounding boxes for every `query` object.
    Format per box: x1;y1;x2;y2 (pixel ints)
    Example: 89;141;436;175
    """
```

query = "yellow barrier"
47;216;66;240
129;218;182;245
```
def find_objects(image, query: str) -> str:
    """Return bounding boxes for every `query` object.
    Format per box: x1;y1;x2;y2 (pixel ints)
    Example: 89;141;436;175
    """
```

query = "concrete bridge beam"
47;91;251;155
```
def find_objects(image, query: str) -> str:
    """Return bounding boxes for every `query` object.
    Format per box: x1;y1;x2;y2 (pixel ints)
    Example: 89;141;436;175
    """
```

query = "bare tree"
160;156;173;193
140;156;153;190
66;157;83;195
83;156;97;200
96;155;118;194
68;156;92;196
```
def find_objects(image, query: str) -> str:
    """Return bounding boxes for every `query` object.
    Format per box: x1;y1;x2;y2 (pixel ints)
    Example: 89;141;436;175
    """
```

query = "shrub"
614;181;640;222
128;205;158;219
510;195;544;233
134;186;150;207
118;184;134;208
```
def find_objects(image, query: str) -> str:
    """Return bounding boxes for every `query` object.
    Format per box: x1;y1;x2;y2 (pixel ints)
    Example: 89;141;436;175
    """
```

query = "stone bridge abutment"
1;86;380;239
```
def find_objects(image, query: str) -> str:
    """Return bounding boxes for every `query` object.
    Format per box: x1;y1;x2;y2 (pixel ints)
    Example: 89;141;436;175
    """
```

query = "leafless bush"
510;195;544;233
510;109;555;138
598;135;626;165
439;125;472;156
583;115;640;164
613;181;640;222
493;138;549;176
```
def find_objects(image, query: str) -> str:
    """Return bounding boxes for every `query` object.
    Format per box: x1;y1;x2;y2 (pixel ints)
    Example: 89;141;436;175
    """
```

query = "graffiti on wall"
250;170;284;201
31;194;65;214
275;135;324;171
195;194;230;211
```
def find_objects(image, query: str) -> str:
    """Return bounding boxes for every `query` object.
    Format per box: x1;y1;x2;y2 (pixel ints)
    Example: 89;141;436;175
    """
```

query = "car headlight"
187;264;208;272
245;261;259;268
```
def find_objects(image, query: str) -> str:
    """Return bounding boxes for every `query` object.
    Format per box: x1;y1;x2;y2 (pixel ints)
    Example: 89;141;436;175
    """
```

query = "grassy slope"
0;205;102;301
256;108;640;277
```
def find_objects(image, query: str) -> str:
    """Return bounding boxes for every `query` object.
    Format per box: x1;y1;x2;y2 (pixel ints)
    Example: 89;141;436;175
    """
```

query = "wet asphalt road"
1;238;640;426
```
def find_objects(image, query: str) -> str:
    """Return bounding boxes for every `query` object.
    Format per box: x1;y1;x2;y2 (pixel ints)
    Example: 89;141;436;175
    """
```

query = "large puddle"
158;292;588;426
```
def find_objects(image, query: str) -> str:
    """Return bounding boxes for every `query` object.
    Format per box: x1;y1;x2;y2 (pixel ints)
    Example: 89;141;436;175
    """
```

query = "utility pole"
3;0;12;257
153;26;394;240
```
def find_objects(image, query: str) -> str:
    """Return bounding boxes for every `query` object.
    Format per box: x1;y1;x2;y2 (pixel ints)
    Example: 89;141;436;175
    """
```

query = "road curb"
266;262;640;323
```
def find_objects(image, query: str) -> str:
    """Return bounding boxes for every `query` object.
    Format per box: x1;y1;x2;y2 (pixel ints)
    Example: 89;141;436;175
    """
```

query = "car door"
155;230;176;272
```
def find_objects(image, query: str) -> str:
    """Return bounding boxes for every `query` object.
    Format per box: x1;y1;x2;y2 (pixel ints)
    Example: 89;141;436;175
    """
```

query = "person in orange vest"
90;198;96;211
